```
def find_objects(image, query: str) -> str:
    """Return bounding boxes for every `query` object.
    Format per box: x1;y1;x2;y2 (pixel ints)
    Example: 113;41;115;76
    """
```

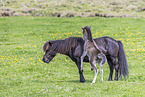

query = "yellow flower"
33;45;36;47
65;58;67;62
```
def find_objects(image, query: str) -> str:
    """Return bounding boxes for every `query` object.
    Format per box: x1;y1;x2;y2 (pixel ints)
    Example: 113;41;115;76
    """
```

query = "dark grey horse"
42;36;129;82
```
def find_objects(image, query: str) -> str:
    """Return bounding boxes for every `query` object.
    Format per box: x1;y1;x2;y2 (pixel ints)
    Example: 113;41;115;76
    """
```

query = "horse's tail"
117;41;129;79
98;53;106;65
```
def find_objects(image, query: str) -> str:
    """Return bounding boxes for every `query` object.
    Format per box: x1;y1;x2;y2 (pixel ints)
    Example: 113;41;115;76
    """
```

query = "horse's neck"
54;42;69;55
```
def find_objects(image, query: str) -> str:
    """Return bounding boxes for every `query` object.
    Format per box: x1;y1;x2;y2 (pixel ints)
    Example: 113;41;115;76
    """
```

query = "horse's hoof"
80;80;86;83
114;78;118;81
91;82;95;84
108;79;112;81
80;81;86;83
81;69;83;72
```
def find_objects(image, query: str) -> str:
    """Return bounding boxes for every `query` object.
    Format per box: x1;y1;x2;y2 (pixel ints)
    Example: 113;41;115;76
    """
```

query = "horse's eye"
46;50;50;53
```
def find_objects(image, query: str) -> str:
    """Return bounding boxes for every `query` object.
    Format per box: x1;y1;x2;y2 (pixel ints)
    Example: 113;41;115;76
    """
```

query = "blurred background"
0;0;145;17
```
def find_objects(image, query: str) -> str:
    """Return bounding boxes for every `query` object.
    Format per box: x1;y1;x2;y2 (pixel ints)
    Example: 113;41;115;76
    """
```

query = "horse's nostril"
42;57;46;62
46;59;49;62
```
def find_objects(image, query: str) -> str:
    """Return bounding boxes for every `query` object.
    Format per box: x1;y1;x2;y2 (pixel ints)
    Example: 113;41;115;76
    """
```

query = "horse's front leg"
99;64;103;82
75;57;86;83
80;51;87;71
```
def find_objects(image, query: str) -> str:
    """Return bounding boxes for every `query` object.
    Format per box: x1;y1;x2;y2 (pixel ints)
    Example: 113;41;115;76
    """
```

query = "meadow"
0;16;145;96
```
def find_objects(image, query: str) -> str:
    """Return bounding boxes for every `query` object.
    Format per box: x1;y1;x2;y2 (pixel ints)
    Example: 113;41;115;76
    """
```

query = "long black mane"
43;37;84;55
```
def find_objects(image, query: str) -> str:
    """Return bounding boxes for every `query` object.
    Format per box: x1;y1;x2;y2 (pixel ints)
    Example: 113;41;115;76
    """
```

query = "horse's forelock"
43;41;50;52
84;26;91;31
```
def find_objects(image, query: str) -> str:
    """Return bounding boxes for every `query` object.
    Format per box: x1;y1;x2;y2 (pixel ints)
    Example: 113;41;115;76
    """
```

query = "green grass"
0;16;145;96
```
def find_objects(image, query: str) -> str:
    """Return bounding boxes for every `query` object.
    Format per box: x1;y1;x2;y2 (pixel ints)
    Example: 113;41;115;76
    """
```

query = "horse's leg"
107;56;114;81
114;64;119;80
91;61;98;84
98;53;106;81
90;64;93;70
75;57;86;83
112;57;119;81
99;64;103;82
80;51;87;71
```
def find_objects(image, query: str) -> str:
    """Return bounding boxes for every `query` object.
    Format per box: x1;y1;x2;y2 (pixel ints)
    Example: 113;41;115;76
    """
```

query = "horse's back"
94;36;119;57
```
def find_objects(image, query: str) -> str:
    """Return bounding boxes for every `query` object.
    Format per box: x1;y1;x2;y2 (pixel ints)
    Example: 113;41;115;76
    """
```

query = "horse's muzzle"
42;57;50;63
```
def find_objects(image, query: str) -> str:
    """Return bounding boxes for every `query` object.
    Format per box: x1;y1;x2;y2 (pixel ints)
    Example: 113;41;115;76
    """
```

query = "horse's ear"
82;28;84;30
48;41;52;46
89;26;91;29
43;41;52;52
47;42;51;49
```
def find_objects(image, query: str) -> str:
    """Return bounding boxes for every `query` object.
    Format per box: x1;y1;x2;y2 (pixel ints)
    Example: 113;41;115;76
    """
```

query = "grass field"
0;16;145;96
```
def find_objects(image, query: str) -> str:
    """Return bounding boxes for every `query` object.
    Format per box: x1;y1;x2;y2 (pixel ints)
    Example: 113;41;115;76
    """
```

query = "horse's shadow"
32;79;92;83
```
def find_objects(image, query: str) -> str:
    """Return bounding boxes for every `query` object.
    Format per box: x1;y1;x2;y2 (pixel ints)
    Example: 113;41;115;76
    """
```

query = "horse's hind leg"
90;64;93;71
90;61;98;84
107;56;114;81
113;58;119;80
99;64;103;81
107;56;119;81
110;57;119;80
98;53;106;81
115;64;119;80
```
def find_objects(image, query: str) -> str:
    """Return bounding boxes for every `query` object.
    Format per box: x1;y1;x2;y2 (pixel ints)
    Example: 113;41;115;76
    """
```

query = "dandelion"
70;32;72;34
103;30;107;32
78;32;81;34
33;45;36;47
65;58;67;62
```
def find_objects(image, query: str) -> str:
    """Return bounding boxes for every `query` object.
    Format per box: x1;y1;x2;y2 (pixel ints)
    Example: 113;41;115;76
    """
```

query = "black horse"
42;36;129;82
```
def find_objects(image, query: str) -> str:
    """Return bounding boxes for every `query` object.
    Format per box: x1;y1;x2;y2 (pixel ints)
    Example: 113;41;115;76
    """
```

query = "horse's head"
82;26;92;41
42;41;56;63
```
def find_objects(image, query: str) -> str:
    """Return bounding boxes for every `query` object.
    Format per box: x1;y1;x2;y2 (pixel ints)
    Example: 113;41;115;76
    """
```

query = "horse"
81;26;106;84
42;36;129;83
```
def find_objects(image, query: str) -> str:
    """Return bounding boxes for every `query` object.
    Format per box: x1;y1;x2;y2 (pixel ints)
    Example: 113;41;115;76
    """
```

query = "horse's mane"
43;37;84;54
